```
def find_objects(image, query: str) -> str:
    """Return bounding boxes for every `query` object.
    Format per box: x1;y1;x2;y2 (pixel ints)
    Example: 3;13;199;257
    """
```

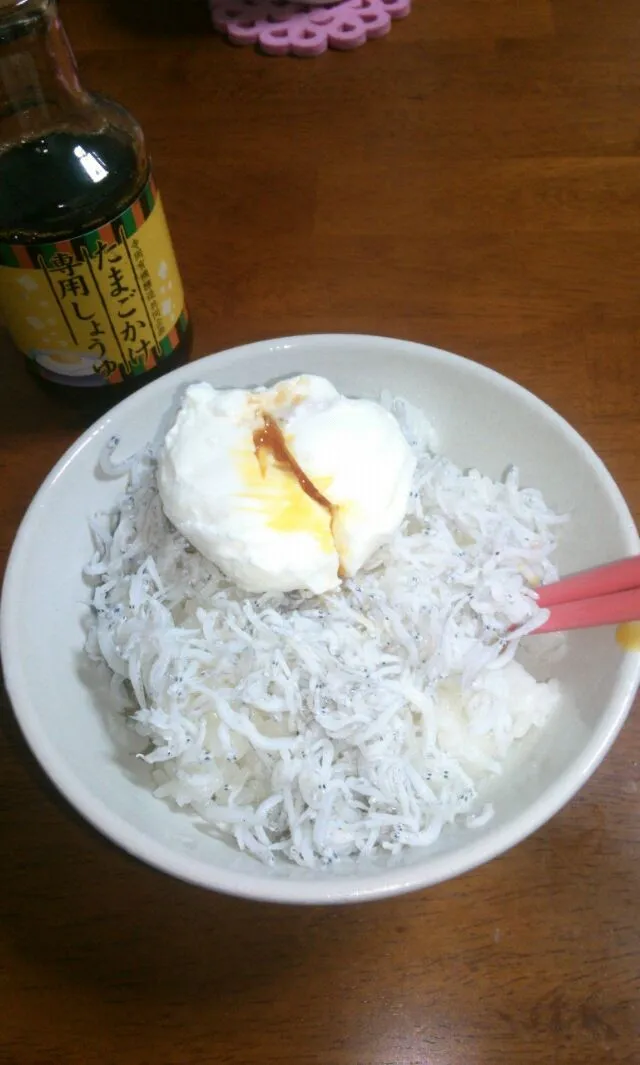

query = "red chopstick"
534;586;640;634
536;555;640;609
533;555;640;634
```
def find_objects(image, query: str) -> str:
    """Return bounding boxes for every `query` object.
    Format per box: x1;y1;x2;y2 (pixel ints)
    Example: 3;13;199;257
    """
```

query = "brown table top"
1;1;639;1062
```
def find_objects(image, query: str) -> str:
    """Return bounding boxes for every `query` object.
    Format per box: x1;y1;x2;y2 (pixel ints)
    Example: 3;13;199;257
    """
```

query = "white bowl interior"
2;335;639;903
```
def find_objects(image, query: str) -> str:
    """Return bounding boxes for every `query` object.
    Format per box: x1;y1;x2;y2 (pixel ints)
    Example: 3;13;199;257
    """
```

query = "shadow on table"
105;0;214;38
0;333;105;437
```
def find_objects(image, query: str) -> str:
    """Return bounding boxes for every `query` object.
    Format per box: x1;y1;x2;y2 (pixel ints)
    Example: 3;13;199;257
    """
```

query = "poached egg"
157;375;415;594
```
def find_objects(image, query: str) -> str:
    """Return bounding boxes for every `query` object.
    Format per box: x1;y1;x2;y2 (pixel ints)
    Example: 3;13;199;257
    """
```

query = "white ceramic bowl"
2;335;639;904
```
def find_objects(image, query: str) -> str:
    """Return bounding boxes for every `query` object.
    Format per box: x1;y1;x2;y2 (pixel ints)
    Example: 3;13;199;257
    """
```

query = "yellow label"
0;174;188;386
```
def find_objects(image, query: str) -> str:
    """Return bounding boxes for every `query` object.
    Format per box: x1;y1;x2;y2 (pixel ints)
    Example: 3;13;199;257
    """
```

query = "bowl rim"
2;333;639;904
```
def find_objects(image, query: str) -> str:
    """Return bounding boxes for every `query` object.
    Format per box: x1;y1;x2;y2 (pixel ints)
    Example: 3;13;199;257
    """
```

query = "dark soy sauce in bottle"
0;0;192;416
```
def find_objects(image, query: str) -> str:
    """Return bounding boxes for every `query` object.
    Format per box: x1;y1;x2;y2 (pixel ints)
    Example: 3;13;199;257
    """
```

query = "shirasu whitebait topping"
86;393;565;868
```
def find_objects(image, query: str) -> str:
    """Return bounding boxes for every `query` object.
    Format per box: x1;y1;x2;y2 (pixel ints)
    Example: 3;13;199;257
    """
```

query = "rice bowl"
86;390;564;868
2;334;639;903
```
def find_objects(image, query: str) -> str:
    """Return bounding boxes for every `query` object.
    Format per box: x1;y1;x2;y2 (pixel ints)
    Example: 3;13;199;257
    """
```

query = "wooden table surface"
1;1;639;1062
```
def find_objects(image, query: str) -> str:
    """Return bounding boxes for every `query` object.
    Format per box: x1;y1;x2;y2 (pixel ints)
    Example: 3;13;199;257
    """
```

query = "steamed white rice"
84;395;566;868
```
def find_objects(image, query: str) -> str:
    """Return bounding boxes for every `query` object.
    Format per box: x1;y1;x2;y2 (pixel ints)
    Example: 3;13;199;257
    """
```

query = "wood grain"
1;2;639;1063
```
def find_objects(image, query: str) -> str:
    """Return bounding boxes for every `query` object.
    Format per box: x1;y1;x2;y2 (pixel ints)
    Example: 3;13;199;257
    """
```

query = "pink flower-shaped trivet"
209;0;411;57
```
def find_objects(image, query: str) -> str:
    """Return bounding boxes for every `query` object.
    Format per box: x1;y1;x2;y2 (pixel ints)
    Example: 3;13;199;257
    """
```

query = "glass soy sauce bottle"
0;0;192;411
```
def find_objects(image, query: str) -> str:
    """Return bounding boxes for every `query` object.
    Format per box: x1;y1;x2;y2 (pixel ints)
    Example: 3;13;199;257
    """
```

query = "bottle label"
0;174;189;387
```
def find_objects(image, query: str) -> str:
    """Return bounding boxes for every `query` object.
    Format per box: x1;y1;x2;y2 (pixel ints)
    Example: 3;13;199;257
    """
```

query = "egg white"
158;375;415;594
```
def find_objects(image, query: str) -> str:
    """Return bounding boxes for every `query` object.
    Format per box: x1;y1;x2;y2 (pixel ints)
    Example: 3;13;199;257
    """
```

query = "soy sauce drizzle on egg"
253;413;345;577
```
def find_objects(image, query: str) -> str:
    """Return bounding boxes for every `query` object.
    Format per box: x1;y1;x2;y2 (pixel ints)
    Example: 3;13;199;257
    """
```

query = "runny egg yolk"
157;376;416;596
235;414;336;557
